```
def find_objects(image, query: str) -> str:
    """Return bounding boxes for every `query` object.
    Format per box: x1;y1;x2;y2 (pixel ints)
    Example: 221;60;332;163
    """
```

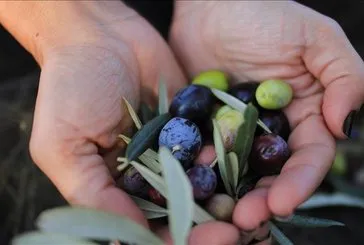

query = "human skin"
0;1;240;244
169;0;364;241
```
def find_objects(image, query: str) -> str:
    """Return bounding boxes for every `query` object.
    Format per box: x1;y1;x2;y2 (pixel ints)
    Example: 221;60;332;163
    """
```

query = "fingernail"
343;110;357;138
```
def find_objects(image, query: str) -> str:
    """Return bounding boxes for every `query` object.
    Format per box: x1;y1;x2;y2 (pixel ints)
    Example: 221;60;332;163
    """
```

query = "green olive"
331;151;347;176
204;193;235;222
192;70;229;91
255;79;293;110
216;108;244;151
215;105;233;120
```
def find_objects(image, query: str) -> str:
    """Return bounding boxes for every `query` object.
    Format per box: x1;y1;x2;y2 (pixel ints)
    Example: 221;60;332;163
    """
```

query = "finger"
155;222;240;245
302;14;364;139
233;187;271;231
267;115;335;216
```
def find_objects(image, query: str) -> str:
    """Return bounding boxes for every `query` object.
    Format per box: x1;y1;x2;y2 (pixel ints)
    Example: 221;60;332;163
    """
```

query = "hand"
0;1;242;244
170;0;364;242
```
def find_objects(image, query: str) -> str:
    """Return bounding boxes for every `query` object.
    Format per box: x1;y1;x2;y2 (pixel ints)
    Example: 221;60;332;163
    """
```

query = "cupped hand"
170;0;364;242
21;1;240;244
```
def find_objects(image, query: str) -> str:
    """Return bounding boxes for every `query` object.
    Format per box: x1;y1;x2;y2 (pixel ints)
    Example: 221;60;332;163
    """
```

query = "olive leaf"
210;88;271;133
36;206;164;245
126;113;171;162
119;134;161;173
139;102;156;124
269;222;294;245
232;104;259;181
212;119;233;196
227;152;239;191
274;214;345;228
11;232;98;245
236;174;261;200
129;195;168;213
158;78;169;115
298;192;364;210
123;97;142;130
143;211;168;219
159;147;194;245
129;160;215;224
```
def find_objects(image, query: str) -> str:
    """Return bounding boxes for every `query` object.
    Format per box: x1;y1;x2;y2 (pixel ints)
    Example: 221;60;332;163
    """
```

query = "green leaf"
159;147;194;245
129;160;215;224
129;195;167;213
11;232;98;245
139;102;156;124
143;211;168;219
210;88;271;133
274;214;345;228
227;152;239;191
298;192;364;210
123;97;142;130
269;222;294;245
212;119;233;196
36;206;164;245
158;78;169;115
126;113;171;161
232;104;259;180
120;134;161;173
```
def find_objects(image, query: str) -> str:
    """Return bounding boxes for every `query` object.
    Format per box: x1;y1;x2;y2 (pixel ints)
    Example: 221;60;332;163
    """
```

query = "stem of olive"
210;157;218;168
117;161;129;172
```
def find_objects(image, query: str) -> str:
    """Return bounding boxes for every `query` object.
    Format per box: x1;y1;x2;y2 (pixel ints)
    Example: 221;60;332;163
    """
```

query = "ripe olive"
255;110;291;141
228;81;260;105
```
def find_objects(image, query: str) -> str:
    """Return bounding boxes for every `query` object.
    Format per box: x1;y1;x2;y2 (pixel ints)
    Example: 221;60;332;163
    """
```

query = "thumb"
302;16;364;139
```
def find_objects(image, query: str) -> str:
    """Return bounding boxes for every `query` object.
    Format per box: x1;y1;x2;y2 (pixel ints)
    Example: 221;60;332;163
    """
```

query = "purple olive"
228;82;260;105
187;165;217;200
169;84;215;126
248;134;291;176
122;166;150;198
255;110;291;141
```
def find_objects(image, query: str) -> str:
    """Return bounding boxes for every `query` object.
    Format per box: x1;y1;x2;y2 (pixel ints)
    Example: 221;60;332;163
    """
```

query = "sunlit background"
0;1;363;245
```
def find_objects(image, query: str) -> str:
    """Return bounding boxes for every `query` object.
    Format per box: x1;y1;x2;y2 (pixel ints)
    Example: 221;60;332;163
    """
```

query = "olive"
255;110;291;141
228;82;260;105
192;70;229;91
204;193;236;222
159;117;202;168
216;106;244;151
248;134;291;176
169;84;215;126
148;187;166;207
186;165;217;200
255;79;293;110
122;166;150;198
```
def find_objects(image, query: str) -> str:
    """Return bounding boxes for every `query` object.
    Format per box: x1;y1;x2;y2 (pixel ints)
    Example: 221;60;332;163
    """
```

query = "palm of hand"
170;1;338;232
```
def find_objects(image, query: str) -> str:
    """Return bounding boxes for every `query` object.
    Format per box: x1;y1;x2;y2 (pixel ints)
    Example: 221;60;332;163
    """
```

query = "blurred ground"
0;1;364;245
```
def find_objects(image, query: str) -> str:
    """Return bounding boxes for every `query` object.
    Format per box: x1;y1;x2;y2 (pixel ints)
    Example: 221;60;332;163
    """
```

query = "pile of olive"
121;70;293;222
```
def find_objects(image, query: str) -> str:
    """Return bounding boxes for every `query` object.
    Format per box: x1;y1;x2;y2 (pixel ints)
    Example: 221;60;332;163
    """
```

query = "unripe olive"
255;79;293;110
204;193;236;222
330;151;347;176
216;107;244;151
192;70;229;91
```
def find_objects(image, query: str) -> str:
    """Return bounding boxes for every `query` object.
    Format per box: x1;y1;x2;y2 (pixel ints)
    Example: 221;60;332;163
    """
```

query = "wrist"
0;1;136;65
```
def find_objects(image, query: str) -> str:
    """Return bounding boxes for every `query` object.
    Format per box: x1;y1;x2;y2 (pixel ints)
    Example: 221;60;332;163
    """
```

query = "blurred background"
0;1;364;245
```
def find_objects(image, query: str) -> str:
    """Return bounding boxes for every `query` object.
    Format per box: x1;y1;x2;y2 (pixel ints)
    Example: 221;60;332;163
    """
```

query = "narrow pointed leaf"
210;88;271;133
228;152;239;191
274;214;345;228
129;160;215;224
212;119;233;196
126;113;171;161
159;147;194;245
123;97;142;130
36;207;164;245
139;102;156;124
269;222;294;245
158;79;169;115
143;211;168;219
119;134;161;173
232;104;259;180
298;192;364;210
11;232;97;245
129;195;167;213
